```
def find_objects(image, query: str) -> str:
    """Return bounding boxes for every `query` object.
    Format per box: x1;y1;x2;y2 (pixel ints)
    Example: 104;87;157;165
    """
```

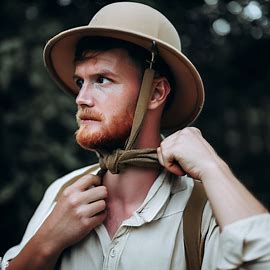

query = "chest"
103;210;125;239
103;201;140;239
61;211;186;270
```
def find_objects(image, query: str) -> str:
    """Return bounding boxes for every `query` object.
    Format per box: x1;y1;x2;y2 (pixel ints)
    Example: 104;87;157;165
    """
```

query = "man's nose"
75;84;94;107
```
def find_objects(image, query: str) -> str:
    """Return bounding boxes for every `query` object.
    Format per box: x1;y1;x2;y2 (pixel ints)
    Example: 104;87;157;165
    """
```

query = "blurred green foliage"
1;0;270;255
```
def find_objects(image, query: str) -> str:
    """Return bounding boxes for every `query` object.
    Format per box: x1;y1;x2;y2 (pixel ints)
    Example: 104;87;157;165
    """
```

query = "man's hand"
38;174;107;254
7;174;108;270
157;127;267;230
157;127;220;181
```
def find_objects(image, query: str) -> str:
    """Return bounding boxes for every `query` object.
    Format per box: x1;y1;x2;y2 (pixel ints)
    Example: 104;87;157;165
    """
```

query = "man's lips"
79;116;101;124
80;116;99;121
77;110;103;123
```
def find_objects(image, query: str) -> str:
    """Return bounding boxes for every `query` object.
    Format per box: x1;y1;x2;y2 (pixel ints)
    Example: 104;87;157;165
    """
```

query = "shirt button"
110;249;115;257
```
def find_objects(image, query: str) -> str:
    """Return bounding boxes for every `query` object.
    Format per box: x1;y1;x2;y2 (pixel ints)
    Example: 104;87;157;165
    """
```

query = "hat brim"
43;26;204;132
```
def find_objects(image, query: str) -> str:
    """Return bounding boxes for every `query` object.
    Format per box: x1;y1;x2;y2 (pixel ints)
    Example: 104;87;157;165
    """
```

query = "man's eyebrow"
97;69;119;77
73;69;120;79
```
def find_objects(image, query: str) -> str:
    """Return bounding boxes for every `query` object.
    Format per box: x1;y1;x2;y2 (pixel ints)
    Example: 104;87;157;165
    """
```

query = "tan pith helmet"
43;1;205;131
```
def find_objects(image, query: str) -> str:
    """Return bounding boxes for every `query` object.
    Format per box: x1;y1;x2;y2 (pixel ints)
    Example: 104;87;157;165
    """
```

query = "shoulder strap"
183;180;208;270
54;164;101;201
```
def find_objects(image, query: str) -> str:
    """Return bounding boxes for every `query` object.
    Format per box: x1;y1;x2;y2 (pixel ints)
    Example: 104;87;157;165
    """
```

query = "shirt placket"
99;170;174;270
102;227;130;270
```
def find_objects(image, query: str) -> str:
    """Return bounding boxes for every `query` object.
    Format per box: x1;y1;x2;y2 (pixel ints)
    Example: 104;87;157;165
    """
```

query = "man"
2;2;270;270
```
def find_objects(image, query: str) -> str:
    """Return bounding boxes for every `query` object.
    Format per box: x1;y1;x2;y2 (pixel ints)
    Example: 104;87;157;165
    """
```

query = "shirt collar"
123;169;189;227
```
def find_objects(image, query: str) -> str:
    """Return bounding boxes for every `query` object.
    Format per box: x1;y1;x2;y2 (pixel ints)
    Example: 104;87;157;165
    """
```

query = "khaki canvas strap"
99;44;161;174
99;68;159;174
125;68;155;150
183;180;208;270
54;164;100;201
99;148;160;174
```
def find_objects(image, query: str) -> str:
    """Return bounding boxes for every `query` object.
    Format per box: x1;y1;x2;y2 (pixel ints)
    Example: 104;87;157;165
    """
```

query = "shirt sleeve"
203;213;270;270
217;213;270;269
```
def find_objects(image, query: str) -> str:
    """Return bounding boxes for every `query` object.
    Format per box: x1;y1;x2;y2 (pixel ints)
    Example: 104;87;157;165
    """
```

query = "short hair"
74;36;175;111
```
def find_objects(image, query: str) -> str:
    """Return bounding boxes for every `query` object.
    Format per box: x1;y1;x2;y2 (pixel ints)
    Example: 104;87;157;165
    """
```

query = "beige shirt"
3;164;270;269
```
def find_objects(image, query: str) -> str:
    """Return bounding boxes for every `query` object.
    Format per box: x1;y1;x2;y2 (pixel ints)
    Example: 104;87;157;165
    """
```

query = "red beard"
75;107;133;153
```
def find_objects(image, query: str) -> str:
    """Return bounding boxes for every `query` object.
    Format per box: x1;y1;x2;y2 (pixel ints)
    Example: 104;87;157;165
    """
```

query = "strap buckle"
146;41;157;69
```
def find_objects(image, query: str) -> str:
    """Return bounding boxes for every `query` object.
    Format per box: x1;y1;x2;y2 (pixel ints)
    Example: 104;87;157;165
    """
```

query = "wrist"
200;156;232;182
5;232;63;270
30;231;63;265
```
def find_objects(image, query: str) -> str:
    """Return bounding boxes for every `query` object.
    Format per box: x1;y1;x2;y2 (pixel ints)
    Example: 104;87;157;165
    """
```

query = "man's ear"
148;76;171;110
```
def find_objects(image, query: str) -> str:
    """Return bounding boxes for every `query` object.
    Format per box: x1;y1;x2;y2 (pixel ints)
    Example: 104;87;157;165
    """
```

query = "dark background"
1;0;270;255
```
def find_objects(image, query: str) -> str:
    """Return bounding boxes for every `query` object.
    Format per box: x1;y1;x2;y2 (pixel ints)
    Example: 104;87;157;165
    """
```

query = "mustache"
76;108;104;122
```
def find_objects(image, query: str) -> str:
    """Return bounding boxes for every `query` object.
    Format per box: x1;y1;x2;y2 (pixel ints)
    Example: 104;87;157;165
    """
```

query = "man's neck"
101;122;162;237
102;166;160;238
103;130;161;201
103;165;160;202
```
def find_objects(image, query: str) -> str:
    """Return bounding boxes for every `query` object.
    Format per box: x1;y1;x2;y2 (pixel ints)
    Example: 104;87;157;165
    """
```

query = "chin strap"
99;42;160;174
99;148;159;174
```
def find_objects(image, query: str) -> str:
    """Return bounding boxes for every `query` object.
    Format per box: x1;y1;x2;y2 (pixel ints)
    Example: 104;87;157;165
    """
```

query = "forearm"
201;157;268;230
158;127;270;267
158;127;268;229
6;232;62;270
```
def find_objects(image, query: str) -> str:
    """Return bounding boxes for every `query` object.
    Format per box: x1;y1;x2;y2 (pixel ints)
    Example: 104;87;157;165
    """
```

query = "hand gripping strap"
183;180;208;270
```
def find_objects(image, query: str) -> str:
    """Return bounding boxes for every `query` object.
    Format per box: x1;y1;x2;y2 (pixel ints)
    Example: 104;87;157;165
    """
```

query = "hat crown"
89;2;181;51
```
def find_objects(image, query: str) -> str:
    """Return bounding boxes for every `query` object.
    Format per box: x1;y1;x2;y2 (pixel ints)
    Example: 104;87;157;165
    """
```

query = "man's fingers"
157;147;165;167
82;186;108;204
78;200;107;218
64;185;108;208
166;163;186;176
80;210;107;232
87;211;107;229
61;176;106;207
157;146;186;176
157;145;175;169
72;174;101;190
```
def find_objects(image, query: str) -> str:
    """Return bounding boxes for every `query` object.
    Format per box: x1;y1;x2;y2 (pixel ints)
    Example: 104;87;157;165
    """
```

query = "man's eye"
75;78;84;89
96;76;110;84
